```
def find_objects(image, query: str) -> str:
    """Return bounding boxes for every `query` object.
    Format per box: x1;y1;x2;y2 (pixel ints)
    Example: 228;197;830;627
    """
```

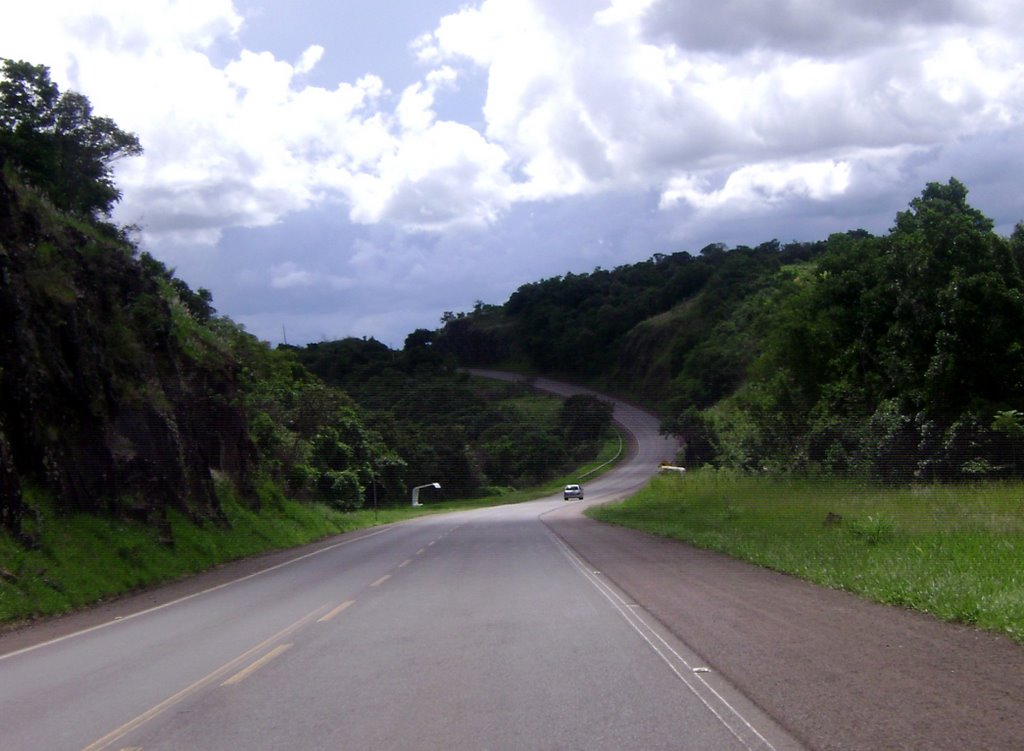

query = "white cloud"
270;262;317;288
270;262;354;290
295;44;324;75
396;66;457;132
595;0;658;27
660;159;854;212
418;0;1024;215
2;0;1023;248
348;120;511;230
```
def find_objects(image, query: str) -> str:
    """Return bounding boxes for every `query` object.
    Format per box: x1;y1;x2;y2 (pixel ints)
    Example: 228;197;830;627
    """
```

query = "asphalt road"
7;373;1019;750
0;375;803;750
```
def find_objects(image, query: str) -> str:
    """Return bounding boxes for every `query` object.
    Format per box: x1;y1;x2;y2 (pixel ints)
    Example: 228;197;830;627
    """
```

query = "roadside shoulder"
544;510;1024;751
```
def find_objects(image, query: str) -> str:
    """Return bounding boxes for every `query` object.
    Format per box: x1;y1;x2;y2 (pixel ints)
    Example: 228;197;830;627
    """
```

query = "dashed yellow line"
318;600;355;623
415;547;426;555
370;574;391;587
398;559;412;569
221;643;292;687
82;605;327;751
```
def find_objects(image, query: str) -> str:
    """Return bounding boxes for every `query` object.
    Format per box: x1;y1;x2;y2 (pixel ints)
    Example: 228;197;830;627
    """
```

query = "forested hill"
0;60;408;542
0;60;618;547
0;155;431;542
436;180;1024;482
436;237;826;404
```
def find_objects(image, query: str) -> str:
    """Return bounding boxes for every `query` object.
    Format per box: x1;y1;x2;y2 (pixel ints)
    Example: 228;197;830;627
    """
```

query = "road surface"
497;373;1024;750
0;375;802;750
5;372;1021;750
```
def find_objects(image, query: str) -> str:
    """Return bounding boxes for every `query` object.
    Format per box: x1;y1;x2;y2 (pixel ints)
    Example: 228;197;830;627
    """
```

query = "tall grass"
587;469;1024;642
0;485;364;624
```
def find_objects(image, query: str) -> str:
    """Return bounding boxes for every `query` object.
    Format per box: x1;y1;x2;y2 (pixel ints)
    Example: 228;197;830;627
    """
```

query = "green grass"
0;433;623;625
587;469;1024;642
506;393;560;427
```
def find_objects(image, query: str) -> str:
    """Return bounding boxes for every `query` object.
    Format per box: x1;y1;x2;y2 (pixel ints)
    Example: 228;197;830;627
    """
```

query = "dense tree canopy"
0;59;141;217
436;179;1024;483
294;337;613;496
734;179;1024;480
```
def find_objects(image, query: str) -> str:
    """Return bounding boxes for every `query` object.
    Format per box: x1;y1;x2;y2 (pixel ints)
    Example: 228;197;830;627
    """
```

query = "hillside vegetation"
0;145;414;538
0;59;613;553
291;337;614;497
437;182;1024;484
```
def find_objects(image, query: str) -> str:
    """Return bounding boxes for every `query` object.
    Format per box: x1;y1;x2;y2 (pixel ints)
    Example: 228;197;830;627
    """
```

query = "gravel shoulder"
544;503;1024;751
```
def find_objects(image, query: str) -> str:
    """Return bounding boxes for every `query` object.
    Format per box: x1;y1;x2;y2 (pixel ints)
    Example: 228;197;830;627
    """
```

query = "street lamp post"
411;482;441;507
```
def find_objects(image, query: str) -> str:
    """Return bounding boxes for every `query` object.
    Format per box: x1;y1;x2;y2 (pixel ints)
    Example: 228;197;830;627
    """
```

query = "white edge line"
577;426;624;480
548;530;778;751
0;526;395;662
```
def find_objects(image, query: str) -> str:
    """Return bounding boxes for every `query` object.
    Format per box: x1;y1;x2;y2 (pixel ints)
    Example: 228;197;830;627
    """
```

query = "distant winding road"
2;373;1021;750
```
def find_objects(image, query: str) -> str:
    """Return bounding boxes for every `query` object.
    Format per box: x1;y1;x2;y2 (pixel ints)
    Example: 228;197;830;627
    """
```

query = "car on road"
563;484;584;501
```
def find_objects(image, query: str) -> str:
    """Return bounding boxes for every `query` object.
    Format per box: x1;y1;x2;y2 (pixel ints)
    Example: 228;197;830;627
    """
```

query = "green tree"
0;59;142;217
884;179;1024;413
661;407;716;467
737;179;1024;478
559;394;614;461
992;409;1024;476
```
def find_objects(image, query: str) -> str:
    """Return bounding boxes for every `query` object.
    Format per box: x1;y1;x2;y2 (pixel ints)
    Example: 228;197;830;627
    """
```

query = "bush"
316;469;363;510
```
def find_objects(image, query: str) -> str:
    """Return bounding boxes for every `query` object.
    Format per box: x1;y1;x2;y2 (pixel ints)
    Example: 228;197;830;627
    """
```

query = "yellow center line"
398;559;412;569
318;600;355;623
415;548;426;555
81;604;329;751
370;574;391;587
221;643;292;686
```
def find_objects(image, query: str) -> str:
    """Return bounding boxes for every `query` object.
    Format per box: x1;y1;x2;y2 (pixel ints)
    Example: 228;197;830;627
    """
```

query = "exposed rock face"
0;167;255;537
0;421;20;534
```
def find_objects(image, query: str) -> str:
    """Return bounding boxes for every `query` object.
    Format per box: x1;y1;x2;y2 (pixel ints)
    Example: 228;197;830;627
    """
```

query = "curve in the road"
6;370;1020;751
493;371;1024;751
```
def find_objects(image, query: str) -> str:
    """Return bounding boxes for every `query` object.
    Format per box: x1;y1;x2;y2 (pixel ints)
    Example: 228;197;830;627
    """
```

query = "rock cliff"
0;165;255;539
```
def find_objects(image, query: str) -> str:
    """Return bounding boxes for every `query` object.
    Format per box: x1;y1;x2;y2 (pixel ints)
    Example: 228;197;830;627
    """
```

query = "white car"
563;484;584;501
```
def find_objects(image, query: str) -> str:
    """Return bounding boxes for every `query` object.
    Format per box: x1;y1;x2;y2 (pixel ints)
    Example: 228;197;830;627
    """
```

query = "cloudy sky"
3;0;1024;346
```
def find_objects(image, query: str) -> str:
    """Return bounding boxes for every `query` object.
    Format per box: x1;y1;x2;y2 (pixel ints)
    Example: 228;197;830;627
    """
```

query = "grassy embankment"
588;469;1024;642
0;429;623;625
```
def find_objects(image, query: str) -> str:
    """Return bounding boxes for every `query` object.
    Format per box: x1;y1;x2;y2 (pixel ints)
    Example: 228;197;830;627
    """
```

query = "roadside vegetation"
588;470;1024;642
0;59;618;624
0;432;622;624
292;336;616;501
435;179;1024;487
